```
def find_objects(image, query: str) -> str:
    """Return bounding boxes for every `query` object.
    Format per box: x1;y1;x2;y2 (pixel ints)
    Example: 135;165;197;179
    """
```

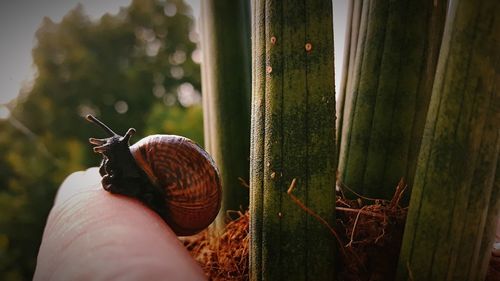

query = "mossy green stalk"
200;0;251;233
397;0;500;279
337;0;446;200
250;0;336;279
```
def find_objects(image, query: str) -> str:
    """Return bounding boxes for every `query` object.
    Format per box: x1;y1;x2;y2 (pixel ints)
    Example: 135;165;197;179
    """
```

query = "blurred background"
0;0;204;279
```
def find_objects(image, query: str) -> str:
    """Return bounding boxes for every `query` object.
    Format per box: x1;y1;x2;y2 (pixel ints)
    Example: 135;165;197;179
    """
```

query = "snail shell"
130;135;221;236
86;115;221;236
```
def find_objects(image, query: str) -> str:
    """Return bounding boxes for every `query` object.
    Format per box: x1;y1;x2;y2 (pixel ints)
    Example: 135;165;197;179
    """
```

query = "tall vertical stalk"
250;0;336;279
200;0;251;232
337;0;446;199
397;0;500;279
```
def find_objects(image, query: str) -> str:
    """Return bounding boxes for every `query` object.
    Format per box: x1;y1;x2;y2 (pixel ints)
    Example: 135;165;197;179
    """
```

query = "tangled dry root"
182;179;497;281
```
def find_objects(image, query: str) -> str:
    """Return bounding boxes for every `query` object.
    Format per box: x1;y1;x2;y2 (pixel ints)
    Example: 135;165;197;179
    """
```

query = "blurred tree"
0;0;202;279
146;103;204;145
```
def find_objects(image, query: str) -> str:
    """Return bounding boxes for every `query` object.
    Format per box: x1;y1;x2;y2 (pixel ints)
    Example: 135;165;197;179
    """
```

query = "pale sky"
0;0;345;109
0;0;201;107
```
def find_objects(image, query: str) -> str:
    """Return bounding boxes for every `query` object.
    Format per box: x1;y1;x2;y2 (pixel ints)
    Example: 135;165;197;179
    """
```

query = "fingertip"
54;167;101;205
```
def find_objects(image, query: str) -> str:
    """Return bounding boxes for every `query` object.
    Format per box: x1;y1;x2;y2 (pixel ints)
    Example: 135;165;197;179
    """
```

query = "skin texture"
34;167;206;281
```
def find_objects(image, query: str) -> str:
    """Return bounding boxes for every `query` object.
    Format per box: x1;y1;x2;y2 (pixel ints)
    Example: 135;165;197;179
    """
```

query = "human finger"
34;168;206;281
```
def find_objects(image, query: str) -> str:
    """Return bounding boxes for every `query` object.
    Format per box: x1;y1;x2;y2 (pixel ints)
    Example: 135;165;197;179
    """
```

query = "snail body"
86;115;221;236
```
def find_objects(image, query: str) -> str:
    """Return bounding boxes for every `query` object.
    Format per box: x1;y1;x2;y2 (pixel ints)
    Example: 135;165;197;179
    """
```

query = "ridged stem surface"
337;0;446;199
397;0;500;279
250;0;336;279
200;0;252;233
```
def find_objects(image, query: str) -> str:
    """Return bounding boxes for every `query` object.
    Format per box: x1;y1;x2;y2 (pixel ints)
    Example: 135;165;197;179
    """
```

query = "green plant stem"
337;0;446;200
200;0;252;233
250;0;336;279
397;0;500;279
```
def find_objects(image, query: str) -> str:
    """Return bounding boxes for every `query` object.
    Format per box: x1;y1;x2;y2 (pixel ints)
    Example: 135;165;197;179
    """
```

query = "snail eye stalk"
122;128;136;144
86;114;117;136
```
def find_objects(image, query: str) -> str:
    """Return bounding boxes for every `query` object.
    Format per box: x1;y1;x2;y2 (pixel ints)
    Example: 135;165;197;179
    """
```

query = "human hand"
34;167;206;281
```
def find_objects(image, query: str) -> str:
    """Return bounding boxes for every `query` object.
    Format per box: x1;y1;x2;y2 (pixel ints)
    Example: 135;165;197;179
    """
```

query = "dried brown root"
182;211;249;281
334;179;408;281
486;252;500;281
183;178;407;281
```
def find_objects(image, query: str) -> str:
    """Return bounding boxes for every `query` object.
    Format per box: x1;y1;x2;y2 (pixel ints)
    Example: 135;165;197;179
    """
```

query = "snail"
85;114;221;236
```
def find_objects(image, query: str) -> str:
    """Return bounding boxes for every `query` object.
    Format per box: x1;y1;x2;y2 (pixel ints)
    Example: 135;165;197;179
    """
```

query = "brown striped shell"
130;135;222;236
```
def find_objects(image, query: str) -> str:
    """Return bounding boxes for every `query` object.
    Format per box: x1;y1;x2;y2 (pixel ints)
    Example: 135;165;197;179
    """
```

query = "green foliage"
0;0;202;279
146;104;204;145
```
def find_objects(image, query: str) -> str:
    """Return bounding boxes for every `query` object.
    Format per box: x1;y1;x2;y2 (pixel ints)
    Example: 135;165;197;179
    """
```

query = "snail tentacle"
93;146;107;153
122;128;136;143
86;114;117;136
89;138;107;145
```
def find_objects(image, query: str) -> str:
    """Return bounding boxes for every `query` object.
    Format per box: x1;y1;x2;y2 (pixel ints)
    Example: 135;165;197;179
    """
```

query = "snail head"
86;114;135;158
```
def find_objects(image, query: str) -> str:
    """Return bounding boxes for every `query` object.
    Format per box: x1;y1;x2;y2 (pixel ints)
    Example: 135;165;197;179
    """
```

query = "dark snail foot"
99;161;168;221
99;159;107;177
105;174;168;220
101;174;114;191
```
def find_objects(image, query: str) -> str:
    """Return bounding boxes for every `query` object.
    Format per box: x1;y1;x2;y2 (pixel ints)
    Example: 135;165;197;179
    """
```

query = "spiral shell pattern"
130;135;221;236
